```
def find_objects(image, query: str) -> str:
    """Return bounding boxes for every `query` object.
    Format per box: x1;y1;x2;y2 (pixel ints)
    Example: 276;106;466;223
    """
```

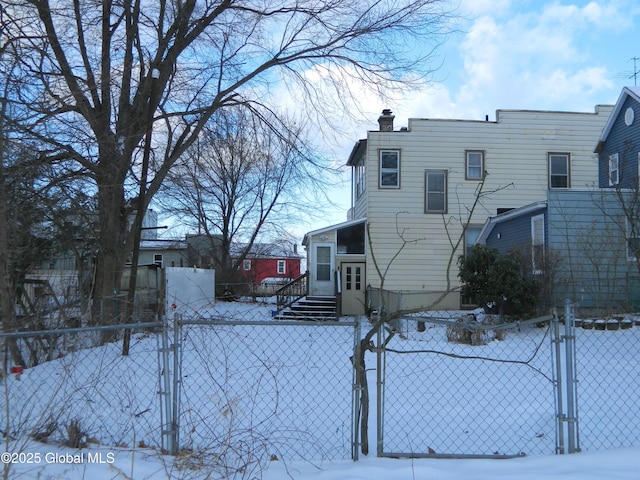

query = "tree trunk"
92;169;129;343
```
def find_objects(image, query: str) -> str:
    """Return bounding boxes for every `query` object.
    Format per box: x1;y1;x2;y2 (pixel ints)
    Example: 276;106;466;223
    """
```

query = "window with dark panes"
337;222;365;254
425;170;447;213
379;150;400;188
549;153;570;188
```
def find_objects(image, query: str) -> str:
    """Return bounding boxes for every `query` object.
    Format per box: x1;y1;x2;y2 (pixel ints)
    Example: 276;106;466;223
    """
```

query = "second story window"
466;151;484;180
277;260;286;274
243;259;252;271
379;150;400;188
609;153;619;186
425;170;447;213
549;153;570;188
355;160;366;198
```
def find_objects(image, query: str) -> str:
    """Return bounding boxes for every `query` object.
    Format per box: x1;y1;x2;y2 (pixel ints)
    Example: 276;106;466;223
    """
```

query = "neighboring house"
475;87;640;311
186;234;302;292
304;105;614;315
477;190;639;310
137;239;188;268
595;86;640;189
233;242;302;289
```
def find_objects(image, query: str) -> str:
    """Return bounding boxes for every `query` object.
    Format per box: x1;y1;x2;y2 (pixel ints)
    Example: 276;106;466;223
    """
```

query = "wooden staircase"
275;296;337;321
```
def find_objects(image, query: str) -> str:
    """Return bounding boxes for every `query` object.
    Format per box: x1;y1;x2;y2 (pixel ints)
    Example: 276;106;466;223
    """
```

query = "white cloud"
447;1;630;116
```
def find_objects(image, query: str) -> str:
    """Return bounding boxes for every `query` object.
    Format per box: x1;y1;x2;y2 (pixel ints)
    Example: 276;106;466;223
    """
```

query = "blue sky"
298;0;640;239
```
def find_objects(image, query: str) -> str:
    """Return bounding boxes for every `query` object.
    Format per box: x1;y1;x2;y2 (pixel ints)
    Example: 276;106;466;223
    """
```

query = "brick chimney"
378;109;395;132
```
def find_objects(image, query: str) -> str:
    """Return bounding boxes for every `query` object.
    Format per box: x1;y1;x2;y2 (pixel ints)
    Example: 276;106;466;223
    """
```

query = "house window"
345;266;362;291
609;153;619;186
154;254;163;267
243;259;251;270
425;170;447;213
464;225;483;257
277;260;286;275
531;214;545;274
316;246;331;281
549;153;570;188
627;219;640;260
337;222;365;254
466;151;484;180
355;160;366;198
379;150;400;188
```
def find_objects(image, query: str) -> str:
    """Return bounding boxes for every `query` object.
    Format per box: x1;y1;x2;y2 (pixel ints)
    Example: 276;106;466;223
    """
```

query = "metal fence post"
351;316;361;461
158;314;175;454
564;299;579;453
172;312;182;455
551;307;566;454
376;314;384;457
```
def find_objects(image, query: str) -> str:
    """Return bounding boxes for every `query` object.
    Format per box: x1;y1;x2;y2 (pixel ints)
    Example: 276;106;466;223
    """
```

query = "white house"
303;105;613;315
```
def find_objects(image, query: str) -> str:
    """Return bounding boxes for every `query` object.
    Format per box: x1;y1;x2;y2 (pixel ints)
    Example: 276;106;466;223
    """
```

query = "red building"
233;242;302;291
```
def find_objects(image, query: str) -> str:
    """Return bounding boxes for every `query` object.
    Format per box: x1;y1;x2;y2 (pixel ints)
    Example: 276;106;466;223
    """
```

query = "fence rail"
377;314;556;458
0;321;163;450
2;299;640;472
171;314;360;471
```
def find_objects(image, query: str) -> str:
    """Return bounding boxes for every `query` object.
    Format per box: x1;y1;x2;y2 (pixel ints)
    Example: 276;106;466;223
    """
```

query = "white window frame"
425;170;448;213
277;260;286;275
549;153;570;189
243;259;252;271
379;150;400;188
609;153;619;186
531;214;545;274
355;160;366;199
154;253;163;267
465;150;484;180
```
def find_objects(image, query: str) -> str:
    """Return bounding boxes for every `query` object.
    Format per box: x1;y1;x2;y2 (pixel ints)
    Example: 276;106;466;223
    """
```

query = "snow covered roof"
139;239;186;250
230;242;301;259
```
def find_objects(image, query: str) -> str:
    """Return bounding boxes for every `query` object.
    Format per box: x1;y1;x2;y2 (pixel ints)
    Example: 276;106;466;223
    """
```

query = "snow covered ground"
6;436;640;479
3;300;640;479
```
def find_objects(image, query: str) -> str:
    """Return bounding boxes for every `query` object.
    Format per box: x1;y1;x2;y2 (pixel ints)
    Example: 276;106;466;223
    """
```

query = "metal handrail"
275;271;309;310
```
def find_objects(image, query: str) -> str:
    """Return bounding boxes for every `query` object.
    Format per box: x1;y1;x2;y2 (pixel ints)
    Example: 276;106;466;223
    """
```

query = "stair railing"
276;271;309;311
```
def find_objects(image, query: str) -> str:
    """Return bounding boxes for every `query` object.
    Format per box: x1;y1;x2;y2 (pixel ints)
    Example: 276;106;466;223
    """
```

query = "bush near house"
458;245;540;318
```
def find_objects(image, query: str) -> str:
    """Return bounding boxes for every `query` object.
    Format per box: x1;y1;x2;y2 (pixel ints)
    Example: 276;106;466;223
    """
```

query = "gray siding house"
477;87;640;311
478;190;639;310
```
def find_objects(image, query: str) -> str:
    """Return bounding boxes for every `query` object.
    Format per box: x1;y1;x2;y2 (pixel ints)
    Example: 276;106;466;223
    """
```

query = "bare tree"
160;107;322;292
4;0;454;324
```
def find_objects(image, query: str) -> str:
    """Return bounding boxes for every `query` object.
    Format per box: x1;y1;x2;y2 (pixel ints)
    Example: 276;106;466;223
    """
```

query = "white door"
312;244;334;296
341;262;365;315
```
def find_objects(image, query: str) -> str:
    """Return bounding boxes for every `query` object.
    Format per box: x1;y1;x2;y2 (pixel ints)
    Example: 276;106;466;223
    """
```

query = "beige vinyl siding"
363;105;613;298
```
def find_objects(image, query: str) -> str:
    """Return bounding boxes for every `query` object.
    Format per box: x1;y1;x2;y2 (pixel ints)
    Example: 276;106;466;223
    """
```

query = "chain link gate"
553;301;640;453
167;315;361;471
376;314;557;458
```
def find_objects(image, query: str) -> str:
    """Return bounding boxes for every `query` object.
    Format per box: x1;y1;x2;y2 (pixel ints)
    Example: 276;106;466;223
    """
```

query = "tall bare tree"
5;0;454;323
160;107;321;290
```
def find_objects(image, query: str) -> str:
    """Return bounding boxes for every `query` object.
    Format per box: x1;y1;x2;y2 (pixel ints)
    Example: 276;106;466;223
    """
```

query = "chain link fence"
571;313;640;451
377;313;557;458
171;312;359;476
0;322;163;450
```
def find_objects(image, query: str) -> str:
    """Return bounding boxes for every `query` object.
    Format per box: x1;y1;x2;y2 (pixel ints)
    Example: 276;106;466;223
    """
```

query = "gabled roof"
595;86;640;153
476;201;547;245
231;242;302;259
